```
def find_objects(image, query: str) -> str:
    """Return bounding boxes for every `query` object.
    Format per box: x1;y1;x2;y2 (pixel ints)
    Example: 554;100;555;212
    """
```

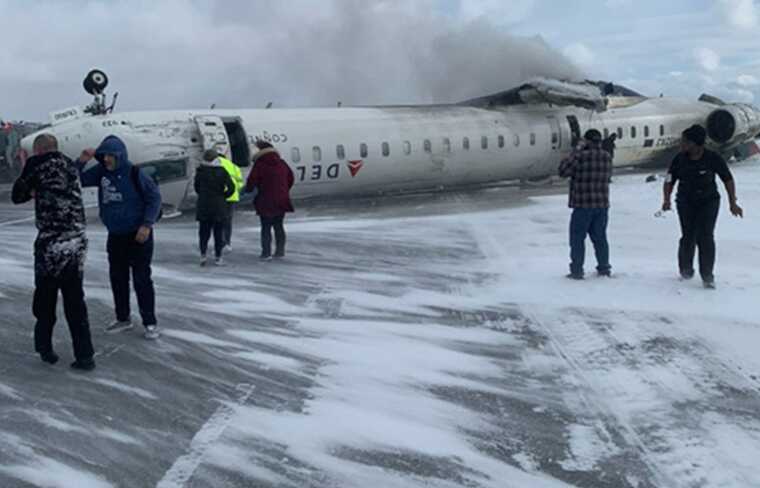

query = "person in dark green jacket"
195;150;234;266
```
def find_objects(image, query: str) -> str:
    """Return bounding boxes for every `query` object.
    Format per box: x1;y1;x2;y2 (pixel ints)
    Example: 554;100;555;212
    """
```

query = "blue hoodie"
78;135;162;235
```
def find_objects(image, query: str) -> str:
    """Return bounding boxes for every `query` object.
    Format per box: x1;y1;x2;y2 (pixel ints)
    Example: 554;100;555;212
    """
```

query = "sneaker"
597;269;612;277
70;359;96;371
703;279;716;290
39;350;59;365
214;256;225;266
679;269;695;280
566;273;584;280
106;319;133;333
223;245;232;254
273;251;285;259
200;255;208;267
143;325;161;341
143;325;160;340
259;254;272;261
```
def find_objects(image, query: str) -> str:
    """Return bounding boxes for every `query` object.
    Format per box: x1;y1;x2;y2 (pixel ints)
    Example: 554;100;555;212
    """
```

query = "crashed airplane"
21;70;760;213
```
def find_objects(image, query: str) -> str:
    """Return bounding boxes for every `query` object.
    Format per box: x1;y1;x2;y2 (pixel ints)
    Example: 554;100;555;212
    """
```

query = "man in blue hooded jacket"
77;135;162;339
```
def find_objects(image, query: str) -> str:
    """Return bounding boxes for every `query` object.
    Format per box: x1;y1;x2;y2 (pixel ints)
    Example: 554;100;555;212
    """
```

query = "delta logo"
347;160;364;177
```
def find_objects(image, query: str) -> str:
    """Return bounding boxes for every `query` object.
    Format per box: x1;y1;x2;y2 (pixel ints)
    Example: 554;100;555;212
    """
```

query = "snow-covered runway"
1;164;759;487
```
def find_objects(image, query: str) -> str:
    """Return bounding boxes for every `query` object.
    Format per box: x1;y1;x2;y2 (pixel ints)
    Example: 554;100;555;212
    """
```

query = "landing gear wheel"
83;69;109;95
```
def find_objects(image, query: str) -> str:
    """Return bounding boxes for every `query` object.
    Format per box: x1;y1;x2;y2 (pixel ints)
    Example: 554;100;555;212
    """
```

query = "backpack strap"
130;165;145;201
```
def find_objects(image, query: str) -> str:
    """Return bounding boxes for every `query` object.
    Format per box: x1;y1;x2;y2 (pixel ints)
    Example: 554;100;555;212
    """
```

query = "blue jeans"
569;208;610;276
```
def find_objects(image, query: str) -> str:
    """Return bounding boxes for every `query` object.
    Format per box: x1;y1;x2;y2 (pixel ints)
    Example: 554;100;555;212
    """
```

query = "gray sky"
1;0;759;121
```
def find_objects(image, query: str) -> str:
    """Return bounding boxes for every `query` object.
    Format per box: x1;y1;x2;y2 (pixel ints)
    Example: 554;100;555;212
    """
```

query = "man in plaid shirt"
559;129;613;279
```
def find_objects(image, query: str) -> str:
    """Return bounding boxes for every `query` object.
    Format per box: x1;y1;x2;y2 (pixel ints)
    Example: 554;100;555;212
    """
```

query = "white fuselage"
23;96;716;210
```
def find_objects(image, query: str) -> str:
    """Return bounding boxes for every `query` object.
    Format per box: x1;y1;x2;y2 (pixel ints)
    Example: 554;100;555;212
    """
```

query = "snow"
1;161;759;487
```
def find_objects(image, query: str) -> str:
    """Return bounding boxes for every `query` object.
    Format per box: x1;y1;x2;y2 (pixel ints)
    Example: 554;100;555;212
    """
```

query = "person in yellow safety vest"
218;151;243;253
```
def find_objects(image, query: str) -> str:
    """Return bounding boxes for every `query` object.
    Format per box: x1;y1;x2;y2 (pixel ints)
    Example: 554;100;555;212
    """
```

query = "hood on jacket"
95;135;130;171
200;157;222;167
252;147;279;164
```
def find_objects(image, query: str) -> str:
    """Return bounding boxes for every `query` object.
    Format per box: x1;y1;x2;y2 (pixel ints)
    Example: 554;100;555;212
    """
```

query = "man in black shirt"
661;124;743;289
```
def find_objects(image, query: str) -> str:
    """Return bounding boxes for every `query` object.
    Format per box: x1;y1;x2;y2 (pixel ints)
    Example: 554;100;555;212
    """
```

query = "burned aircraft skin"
21;71;760;214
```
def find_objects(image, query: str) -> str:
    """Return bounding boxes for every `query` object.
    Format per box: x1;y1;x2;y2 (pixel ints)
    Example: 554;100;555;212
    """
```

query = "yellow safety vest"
219;157;243;202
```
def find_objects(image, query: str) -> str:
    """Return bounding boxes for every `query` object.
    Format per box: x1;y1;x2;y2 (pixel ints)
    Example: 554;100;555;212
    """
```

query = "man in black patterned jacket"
559;129;613;280
11;134;95;371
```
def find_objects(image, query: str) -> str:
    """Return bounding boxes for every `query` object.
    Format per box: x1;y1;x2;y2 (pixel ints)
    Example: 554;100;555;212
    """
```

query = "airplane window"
139;159;187;184
481;136;488;150
603;128;609;139
617;127;623;139
443;138;451;153
530;133;536;146
313;146;322;162
382;142;390;157
631;127;637;139
498;135;505;148
424;139;432;153
360;143;368;158
551;133;558;145
644;126;650;138
403;141;411;155
463;137;470;150
291;147;301;163
336;144;345;160
660;125;665;136
514;134;520;147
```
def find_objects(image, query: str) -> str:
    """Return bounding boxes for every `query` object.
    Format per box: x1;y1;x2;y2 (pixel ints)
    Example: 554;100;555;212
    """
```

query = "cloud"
737;74;760;86
458;0;536;24
694;47;721;71
0;0;582;121
718;0;758;29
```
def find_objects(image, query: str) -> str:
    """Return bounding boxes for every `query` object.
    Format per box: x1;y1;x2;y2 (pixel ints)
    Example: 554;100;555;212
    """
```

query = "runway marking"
156;383;255;488
0;216;35;227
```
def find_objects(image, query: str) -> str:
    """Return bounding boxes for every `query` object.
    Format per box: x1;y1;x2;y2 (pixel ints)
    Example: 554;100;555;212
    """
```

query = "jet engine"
706;103;760;147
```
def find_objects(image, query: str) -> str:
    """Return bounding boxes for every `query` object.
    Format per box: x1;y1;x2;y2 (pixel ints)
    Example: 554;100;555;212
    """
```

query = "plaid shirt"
558;142;612;208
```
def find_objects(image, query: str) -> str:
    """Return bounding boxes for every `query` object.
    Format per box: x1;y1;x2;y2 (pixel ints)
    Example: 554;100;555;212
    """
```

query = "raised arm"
558;151;580;178
75;148;104;187
11;159;37;204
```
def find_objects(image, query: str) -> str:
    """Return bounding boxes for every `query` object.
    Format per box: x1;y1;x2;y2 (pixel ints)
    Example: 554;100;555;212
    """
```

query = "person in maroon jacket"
245;141;295;260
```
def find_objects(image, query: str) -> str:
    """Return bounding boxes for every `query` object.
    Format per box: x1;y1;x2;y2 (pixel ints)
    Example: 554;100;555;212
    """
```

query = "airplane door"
547;116;562;150
194;115;231;158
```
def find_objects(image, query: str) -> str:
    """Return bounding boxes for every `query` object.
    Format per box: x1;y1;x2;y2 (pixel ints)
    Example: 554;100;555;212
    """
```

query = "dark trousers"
199;220;225;258
569;208;610;275
223;202;235;245
33;262;94;361
677;198;720;281
107;232;156;326
260;215;286;257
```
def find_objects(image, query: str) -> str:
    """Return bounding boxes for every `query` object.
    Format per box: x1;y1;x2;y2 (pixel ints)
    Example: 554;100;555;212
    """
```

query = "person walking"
11;134;95;370
559;129;613;280
77;135;162;339
218;150;243;253
196;149;235;266
662;124;743;289
245;141;295;260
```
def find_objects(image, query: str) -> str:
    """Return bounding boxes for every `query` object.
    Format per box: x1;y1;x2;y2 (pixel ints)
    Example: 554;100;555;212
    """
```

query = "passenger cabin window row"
287;132;540;163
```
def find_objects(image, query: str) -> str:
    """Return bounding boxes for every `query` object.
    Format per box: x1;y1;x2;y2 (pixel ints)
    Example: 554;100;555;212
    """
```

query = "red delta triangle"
347;160;364;177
